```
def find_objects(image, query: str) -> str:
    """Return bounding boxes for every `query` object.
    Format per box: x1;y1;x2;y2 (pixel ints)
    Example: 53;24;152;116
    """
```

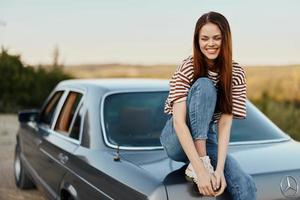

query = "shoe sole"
185;175;195;182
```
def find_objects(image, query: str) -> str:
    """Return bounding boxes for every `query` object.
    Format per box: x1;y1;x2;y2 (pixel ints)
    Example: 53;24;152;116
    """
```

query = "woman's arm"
214;113;233;196
216;113;233;172
173;100;216;196
173;100;206;174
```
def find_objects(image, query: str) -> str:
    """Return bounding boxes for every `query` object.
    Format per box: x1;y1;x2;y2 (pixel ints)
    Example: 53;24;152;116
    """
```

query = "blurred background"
0;0;299;199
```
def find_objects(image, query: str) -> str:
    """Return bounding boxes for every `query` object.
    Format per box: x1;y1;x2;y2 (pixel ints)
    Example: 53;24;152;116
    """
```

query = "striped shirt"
164;55;247;124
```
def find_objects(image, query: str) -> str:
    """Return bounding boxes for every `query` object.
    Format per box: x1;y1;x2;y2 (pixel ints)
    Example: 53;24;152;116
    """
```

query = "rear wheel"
61;190;76;200
14;144;35;189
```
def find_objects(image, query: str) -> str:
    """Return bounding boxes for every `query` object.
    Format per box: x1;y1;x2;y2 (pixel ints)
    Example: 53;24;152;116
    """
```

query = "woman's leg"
160;116;188;162
186;77;217;157
160;77;217;162
207;126;257;200
160;76;257;198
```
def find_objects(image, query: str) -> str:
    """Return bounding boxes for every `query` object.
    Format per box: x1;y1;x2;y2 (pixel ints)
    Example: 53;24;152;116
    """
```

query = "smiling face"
199;22;222;62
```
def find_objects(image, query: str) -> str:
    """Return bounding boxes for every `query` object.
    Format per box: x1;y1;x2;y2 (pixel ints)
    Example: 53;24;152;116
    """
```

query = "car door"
22;90;64;179
37;89;84;199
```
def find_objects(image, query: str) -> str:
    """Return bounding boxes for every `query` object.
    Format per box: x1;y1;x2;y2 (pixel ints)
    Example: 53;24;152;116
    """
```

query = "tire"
61;190;76;200
14;144;35;189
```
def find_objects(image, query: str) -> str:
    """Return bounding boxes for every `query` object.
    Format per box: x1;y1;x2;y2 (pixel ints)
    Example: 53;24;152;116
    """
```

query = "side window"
54;91;83;138
40;91;64;127
69;104;83;140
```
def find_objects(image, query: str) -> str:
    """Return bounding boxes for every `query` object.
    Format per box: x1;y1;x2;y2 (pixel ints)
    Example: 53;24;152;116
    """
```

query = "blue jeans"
160;77;257;200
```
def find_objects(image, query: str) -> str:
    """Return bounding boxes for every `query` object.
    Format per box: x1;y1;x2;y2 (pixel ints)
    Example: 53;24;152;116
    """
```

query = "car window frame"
68;101;84;135
101;90;290;151
53;91;83;134
101;89;168;151
39;89;68;128
50;88;86;145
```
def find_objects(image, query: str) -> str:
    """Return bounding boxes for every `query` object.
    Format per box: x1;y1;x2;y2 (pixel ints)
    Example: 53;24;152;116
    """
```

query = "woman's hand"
213;169;227;196
196;170;217;196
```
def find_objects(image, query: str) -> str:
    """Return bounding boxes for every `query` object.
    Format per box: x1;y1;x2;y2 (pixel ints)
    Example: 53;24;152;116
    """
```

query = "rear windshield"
103;92;287;148
230;101;287;142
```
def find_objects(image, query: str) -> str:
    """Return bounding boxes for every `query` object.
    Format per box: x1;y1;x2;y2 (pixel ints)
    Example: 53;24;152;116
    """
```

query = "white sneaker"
185;156;214;184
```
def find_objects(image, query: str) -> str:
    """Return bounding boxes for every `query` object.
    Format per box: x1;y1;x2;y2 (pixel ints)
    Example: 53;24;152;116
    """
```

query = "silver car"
15;79;300;200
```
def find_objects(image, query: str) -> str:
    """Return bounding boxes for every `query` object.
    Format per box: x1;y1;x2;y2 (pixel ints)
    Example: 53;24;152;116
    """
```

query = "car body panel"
37;127;79;199
16;78;300;200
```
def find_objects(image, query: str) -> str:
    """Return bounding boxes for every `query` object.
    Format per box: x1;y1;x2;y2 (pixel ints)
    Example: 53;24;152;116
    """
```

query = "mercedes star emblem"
280;175;298;198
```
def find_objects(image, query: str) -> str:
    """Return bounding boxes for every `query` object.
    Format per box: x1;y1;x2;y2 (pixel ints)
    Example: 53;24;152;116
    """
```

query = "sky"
1;0;300;66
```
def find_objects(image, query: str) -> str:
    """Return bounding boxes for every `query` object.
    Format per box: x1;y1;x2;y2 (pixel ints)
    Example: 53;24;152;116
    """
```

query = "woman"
160;11;257;199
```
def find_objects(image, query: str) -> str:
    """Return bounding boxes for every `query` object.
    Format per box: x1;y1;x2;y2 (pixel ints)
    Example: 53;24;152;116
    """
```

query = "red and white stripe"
164;56;247;124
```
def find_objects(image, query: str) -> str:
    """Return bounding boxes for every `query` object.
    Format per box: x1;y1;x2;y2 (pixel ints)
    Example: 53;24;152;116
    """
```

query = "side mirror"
18;109;40;123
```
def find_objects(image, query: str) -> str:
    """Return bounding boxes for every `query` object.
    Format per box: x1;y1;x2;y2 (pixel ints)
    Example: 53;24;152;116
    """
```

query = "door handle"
58;153;69;164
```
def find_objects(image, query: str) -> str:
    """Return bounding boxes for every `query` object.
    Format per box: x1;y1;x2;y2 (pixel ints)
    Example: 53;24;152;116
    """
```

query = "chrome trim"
100;89;168;150
67;88;86;145
50;90;69;130
48;128;81;145
280;175;298;198
77;102;85;145
68;101;83;133
67;184;77;198
229;137;291;146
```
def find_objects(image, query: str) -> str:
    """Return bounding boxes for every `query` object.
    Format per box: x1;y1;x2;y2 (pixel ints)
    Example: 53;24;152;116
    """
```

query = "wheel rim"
14;152;21;182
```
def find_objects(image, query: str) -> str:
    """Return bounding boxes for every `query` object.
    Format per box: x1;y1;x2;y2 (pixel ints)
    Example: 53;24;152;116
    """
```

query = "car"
14;78;300;200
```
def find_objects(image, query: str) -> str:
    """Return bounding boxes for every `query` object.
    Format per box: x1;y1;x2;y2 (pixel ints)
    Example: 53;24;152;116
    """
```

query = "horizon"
61;62;300;68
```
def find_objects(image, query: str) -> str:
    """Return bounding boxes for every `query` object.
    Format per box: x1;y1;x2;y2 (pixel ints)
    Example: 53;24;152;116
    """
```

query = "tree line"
0;48;72;113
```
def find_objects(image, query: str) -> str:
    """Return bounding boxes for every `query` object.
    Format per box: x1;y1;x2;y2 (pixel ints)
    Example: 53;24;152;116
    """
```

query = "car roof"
57;78;170;91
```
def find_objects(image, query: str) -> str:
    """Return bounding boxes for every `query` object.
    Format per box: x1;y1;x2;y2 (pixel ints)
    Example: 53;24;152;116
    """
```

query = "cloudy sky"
1;0;300;66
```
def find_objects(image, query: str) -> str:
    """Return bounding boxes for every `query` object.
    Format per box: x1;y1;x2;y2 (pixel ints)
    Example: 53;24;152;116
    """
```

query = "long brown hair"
193;11;232;114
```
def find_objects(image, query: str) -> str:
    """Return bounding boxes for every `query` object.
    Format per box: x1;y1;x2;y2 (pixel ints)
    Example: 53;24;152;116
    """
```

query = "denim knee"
186;77;217;140
189;77;215;92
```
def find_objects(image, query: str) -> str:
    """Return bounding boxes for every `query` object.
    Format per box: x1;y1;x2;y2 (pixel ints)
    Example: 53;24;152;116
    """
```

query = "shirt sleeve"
232;65;247;119
164;56;194;114
172;71;191;103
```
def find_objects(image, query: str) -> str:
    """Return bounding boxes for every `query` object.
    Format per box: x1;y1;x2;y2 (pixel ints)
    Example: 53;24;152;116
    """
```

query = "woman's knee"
187;77;217;105
186;78;217;139
190;77;216;94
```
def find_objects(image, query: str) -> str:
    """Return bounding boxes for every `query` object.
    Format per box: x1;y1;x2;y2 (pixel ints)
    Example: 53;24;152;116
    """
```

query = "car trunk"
120;139;300;200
